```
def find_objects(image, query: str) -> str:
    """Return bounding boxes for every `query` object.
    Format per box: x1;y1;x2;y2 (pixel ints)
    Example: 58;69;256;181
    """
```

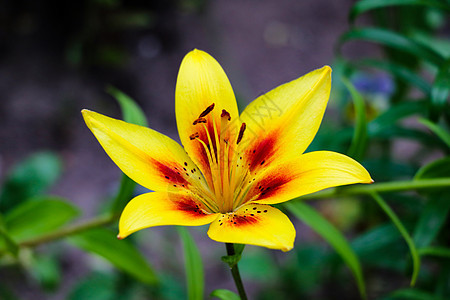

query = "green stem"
19;214;116;248
226;243;248;300
299;178;450;200
7;178;450;252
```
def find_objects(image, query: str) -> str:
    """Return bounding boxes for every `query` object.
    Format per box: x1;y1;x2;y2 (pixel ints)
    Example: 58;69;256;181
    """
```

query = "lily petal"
118;192;218;239
238;66;331;175
207;204;295;251
246;151;373;205
175;49;240;185
82;110;207;192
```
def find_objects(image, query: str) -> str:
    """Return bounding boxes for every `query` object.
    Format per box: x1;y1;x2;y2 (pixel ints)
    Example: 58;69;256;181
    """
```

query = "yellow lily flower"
82;49;372;252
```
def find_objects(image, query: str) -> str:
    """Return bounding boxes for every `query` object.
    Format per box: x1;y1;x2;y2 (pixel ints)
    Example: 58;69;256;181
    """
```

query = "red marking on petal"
174;197;207;216
155;161;189;186
247;131;277;171
232;214;258;226
255;174;291;200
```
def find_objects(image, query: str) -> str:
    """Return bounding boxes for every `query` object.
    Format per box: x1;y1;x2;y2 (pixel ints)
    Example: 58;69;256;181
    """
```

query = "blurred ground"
0;0;373;298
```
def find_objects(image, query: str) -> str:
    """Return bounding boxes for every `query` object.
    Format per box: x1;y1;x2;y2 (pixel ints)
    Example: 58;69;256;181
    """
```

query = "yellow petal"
82;109;207;192
246;151;373;205
238;66;331;175
207;204;295;251
118;192;218;239
175;49;240;186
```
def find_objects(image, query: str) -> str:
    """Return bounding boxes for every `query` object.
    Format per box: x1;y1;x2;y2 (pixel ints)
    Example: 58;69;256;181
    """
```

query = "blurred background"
1;0;449;299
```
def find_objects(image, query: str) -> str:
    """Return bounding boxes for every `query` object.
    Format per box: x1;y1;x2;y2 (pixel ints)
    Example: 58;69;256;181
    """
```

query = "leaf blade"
349;0;450;23
337;28;445;66
285;201;366;299
4;196;80;242
178;227;204;300
343;78;368;160
69;228;157;285
370;192;420;286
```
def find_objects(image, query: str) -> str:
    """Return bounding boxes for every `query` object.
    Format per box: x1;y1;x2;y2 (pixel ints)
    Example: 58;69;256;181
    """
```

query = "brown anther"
221;109;231;121
199;103;215;118
236;122;246;144
189;132;200;140
193;117;207;125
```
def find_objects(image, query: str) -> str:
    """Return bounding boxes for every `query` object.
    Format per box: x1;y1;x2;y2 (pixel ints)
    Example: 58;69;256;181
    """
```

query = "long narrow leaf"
210;289;240;300
418;247;450;259
430;59;450;121
349;0;450;23
343;78;368;160
178;227;204;300
337;28;445;66
69;228;157;285
387;288;447;300
418;118;450;148
285;201;366;299
370;192;420;286
413;195;450;248
107;85;148;127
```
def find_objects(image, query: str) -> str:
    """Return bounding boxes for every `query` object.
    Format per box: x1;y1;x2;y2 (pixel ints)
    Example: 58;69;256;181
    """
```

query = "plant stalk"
226;243;248;300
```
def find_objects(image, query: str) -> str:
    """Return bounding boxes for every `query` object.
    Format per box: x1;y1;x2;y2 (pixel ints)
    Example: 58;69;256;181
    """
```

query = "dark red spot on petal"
155;161;189;186
174;197;206;216
232;214;258;226
247;131;278;171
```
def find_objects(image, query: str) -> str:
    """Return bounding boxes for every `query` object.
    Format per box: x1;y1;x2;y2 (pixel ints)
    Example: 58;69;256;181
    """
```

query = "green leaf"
413;158;450;248
106;86;148;215
29;254;61;291
69;228;157;285
107;85;148;127
110;174;136;215
386;288;447;300
178;227;204;300
418;246;450;259
413;196;450;248
0;215;19;256
415;157;450;180
429;58;450;121
337;28;445;66
210;289;240;300
418;118;450;148
68;271;117;300
370;192;420;286
285;201;366;299
342;78;368;160
357;59;431;95
0;152;62;213
4;196;79;242
349;0;450;23
370;100;427;131
351;223;407;271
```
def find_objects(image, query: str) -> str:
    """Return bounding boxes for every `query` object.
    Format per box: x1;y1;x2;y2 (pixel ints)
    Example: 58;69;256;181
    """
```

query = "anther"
189;132;200;140
199;103;215;118
193;117;207;125
236;122;246;144
221;109;231;121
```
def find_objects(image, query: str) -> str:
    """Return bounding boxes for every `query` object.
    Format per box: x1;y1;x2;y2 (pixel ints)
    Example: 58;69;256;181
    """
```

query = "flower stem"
299;177;450;201
225;243;248;300
19;214;116;248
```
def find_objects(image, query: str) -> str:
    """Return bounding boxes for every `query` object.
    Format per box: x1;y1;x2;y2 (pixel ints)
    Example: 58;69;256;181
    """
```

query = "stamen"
199;103;215;118
221;109;231;121
189;132;200;140
236;123;246;144
193;117;207;125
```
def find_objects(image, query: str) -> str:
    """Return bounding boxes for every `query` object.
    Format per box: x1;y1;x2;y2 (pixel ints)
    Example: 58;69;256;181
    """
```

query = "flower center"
190;103;248;213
